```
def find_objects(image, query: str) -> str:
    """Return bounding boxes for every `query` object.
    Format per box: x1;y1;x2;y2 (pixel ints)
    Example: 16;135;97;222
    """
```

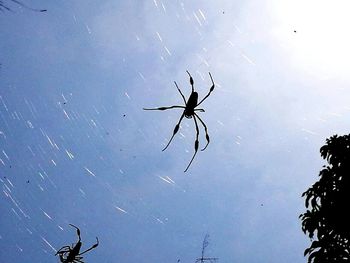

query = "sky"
1;0;350;262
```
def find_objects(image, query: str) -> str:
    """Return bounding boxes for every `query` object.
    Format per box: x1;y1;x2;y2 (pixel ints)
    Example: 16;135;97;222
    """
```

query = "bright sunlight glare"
272;0;350;79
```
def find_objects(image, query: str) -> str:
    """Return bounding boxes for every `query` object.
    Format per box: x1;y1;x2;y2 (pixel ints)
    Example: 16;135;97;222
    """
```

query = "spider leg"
56;251;69;257
186;70;195;93
69;224;81;242
9;0;47;12
184;115;200;172
197;72;214;106
194;108;205;112
174;81;187;104
194;113;210;151
143;105;185;111
55;246;71;255
162;113;185;151
79;237;99;255
74;256;85;263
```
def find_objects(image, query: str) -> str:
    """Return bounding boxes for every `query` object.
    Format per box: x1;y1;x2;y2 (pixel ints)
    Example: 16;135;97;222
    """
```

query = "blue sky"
1;0;350;262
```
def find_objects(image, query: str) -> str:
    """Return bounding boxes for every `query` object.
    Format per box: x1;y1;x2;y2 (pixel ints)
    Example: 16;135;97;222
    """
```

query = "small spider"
55;224;99;263
144;71;214;172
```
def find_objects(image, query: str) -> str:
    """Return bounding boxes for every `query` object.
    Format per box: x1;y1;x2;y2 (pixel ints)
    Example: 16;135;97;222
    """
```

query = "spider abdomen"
184;92;198;117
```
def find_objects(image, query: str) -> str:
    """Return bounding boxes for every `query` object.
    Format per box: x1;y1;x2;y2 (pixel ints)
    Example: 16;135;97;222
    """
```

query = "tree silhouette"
300;134;350;263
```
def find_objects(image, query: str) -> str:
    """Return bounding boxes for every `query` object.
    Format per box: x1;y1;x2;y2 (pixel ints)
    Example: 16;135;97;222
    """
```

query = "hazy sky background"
1;0;350;262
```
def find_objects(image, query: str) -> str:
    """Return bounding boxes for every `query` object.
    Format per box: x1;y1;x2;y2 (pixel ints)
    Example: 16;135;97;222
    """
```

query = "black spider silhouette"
144;71;214;172
55;224;98;263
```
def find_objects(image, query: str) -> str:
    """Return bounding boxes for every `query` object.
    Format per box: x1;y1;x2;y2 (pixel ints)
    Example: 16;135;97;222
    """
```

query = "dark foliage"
300;134;350;263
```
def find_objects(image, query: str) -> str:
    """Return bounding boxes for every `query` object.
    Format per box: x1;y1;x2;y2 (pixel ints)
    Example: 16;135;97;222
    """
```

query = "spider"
55;224;99;263
144;71;214;172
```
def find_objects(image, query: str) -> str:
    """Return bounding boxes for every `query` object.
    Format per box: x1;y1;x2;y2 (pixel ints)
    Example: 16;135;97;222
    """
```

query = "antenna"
195;234;219;263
